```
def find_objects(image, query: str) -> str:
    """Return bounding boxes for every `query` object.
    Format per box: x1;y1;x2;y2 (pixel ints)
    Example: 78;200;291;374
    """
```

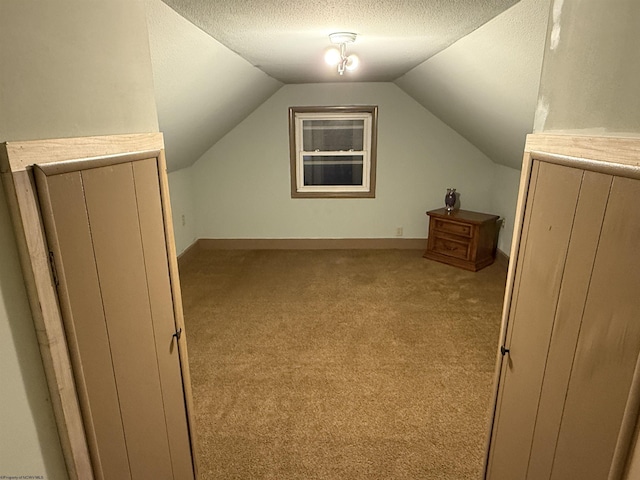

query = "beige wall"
0;1;159;477
491;163;521;254
191;82;503;243
535;0;640;135
0;1;158;141
168;167;197;255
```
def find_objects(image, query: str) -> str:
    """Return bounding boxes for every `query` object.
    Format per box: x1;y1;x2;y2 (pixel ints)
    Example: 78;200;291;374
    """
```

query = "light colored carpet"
178;249;507;479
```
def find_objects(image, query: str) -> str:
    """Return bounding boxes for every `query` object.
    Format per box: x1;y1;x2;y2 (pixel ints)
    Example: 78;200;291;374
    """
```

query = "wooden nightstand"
423;208;500;271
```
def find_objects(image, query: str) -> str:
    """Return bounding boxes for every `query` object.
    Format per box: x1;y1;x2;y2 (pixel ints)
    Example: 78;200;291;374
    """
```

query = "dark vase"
445;188;456;212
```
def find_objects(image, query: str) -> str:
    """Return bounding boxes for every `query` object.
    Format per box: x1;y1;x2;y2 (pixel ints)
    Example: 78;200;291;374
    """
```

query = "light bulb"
324;48;341;66
345;54;359;71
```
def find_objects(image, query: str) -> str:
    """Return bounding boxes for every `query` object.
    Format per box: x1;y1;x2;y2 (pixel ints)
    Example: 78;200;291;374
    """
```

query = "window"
289;106;378;198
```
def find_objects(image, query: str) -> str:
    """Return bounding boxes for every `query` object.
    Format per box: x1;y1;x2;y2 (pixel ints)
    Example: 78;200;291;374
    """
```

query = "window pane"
303;155;363;186
302;120;364;151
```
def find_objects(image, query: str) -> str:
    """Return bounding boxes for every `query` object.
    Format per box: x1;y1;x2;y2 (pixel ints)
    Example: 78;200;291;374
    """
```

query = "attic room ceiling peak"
160;0;521;83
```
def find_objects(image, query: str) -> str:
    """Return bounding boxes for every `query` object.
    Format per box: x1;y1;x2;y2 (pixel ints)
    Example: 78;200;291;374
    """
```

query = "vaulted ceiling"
145;0;551;171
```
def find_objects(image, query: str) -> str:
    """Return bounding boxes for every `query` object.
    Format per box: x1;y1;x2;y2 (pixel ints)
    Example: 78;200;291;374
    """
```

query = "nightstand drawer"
433;219;472;238
432;236;471;260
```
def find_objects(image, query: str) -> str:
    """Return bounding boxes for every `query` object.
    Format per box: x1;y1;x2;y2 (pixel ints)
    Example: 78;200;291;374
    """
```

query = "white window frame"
288;106;378;198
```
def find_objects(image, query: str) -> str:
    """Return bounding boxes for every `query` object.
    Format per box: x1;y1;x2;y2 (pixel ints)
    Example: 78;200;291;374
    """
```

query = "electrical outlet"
181;214;186;226
395;227;403;237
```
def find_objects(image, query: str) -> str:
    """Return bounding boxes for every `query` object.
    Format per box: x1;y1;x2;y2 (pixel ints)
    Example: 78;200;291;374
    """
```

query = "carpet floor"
178;249;507;479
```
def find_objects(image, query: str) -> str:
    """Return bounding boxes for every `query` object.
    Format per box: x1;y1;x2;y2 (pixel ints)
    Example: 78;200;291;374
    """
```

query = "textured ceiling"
161;0;520;83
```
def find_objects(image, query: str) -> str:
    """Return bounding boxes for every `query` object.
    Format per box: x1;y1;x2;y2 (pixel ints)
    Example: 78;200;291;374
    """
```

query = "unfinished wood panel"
485;135;640;480
157;150;199;477
615;355;640;479
622;375;640;479
526;171;613;480
486;161;583;479
551;176;640;480
132;159;195;479
486;160;541;478
483;151;536;471
81;162;173;479
1;134;163;173
33;152;195;478
525;135;640;171
34;169;131;480
0;169;93;480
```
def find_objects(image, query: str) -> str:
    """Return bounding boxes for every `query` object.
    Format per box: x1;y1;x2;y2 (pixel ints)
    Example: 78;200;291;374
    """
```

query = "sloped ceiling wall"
147;0;550;172
145;0;281;172
396;0;551;169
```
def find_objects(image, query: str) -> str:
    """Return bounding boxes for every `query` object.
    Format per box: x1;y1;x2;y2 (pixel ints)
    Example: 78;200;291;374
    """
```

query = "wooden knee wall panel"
0;134;198;480
484;134;640;480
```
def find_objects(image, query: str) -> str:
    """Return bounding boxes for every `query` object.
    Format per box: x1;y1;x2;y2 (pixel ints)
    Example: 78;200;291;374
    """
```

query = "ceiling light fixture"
325;32;359;76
